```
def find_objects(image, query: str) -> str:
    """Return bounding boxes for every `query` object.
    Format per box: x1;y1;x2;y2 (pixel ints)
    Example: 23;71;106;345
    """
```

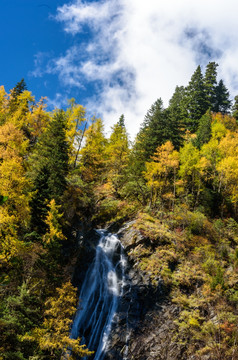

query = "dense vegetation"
0;61;238;359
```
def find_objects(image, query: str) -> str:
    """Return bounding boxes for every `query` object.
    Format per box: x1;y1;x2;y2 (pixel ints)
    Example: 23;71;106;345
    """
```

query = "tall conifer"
204;61;218;109
30;111;69;233
184;65;207;132
213;79;231;114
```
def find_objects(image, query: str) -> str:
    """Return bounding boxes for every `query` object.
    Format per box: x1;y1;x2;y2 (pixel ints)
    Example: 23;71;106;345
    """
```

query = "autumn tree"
21;282;93;359
65;99;87;168
105;116;130;196
43;199;65;254
25;97;50;145
232;95;238;122
179;141;202;206
216;132;238;214
0;86;8;125
0;123;31;255
79;117;107;183
144;141;179;208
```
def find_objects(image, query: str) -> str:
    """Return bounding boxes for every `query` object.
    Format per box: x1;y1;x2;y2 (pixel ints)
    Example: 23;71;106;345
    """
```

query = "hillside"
0;62;238;359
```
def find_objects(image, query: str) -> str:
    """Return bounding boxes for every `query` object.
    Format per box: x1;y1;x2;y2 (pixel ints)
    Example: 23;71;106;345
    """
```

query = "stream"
71;230;128;359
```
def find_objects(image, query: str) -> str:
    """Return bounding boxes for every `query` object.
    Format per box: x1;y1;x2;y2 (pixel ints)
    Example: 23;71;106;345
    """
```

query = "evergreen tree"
30;166;51;233
135;98;179;161
0;283;41;360
30;111;69;233
213;79;231;114
184;65;207;132
167;86;186;149
41;111;69;200
11;79;27;99
195;111;212;149
9;79;27;112
204;62;218;109
118;114;125;128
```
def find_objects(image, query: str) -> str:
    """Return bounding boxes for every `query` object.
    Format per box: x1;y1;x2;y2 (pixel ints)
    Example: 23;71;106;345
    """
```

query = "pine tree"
195;111;212;149
30;111;69;233
213;80;231;114
37;111;69;200
167;86;186;149
135;98;179;161
10;79;27;99
204;62;218;110
30;166;51;233
118;114;126;128
184;65;207;132
9;79;27;113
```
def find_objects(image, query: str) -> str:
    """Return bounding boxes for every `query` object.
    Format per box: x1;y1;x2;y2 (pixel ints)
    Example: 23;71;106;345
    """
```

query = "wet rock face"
105;223;187;360
72;229;101;289
125;305;185;360
72;223;187;360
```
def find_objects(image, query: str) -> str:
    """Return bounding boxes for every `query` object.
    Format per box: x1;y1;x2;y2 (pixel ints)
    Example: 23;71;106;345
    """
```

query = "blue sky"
0;0;88;105
1;0;238;137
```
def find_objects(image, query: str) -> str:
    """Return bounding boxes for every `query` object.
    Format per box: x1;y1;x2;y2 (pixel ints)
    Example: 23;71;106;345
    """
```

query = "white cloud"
55;0;117;34
48;46;84;88
46;0;238;138
47;93;69;110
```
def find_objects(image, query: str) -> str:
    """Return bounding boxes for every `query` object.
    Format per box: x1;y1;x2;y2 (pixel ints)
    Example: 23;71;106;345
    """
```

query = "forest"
0;62;238;359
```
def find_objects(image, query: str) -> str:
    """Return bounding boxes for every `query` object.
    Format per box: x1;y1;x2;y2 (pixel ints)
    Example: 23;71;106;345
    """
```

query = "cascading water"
71;230;127;359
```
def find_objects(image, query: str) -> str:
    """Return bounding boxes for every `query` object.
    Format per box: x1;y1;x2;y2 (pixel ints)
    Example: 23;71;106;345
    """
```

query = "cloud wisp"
33;0;238;138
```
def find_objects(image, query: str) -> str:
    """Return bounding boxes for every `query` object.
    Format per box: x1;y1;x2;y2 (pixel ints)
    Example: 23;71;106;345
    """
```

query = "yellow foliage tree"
0;123;30;267
8;90;35;129
25;97;50;142
79;118;107;183
0;86;8;125
0;123;31;225
144;141;179;208
105;117;130;195
65;99;86;168
215;132;238;212
43;199;65;247
0;208;26;268
21;282;93;359
179;141;203;206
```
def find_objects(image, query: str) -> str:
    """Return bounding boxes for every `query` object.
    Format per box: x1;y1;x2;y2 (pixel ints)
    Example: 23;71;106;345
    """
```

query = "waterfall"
71;230;127;359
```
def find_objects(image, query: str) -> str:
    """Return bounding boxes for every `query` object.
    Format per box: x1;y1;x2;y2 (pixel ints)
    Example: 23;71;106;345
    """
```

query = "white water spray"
71;230;127;359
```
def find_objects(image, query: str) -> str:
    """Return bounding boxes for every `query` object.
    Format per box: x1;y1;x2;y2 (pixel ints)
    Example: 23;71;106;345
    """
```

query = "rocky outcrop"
105;222;187;360
72;222;186;360
72;227;100;289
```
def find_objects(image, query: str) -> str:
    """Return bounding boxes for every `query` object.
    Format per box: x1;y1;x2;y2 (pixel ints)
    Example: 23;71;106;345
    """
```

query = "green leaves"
0;195;8;205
